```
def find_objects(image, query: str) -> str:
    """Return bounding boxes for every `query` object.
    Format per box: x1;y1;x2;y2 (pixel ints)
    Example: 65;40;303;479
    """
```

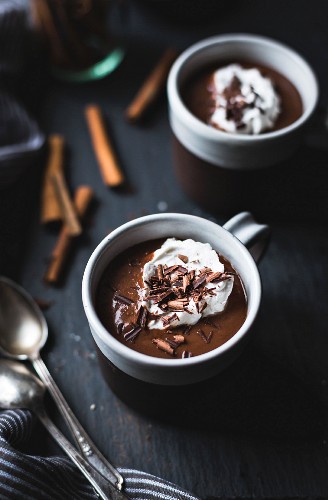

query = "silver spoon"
0;276;124;492
0;358;127;500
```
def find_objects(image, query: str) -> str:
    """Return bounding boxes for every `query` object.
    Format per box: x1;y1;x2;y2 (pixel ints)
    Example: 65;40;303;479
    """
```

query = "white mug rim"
167;33;319;143
82;213;261;371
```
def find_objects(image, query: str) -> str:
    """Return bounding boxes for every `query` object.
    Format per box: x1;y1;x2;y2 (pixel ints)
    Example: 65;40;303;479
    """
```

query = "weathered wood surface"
1;1;328;498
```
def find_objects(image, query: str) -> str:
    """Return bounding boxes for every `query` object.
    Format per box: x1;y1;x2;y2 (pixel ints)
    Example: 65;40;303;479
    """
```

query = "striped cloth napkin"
0;409;199;500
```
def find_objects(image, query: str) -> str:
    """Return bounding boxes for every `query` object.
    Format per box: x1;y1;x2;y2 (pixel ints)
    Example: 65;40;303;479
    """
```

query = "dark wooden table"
1;1;328;498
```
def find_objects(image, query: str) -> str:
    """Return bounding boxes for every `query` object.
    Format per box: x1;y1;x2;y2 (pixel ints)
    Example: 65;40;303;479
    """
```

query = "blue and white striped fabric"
0;410;199;500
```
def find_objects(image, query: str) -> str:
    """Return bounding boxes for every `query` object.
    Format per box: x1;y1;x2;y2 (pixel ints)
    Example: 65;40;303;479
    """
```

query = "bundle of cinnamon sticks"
41;135;94;284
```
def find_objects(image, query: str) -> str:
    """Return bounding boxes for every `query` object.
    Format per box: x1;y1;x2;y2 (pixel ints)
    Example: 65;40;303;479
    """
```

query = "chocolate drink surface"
96;238;247;359
182;61;303;134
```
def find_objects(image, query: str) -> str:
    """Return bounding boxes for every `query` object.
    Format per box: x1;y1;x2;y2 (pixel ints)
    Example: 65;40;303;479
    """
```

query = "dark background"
1;0;328;498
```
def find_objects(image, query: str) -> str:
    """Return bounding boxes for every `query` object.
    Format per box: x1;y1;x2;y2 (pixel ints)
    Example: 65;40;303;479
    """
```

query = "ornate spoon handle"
32;355;124;491
36;406;128;500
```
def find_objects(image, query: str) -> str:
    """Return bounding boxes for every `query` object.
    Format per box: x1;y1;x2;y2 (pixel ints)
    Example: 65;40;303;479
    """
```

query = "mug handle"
223;212;270;263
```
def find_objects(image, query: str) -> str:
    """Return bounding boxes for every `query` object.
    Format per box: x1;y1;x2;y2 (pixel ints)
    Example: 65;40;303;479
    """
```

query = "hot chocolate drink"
96;238;247;359
182;61;303;134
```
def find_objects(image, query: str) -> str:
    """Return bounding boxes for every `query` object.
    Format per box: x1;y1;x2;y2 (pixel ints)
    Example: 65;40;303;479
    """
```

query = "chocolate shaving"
199;266;212;275
147;289;173;303
178;254;188;263
162;313;179;326
198;329;208;343
124;326;141;342
150;276;160;283
177;287;187;298
167;300;187;311
115;293;134;305
175;266;188;275
147;286;170;294
137;305;148;327
152;338;175;356
117;322;124;334
171;274;182;286
192;291;202;303
164;265;180;275
164;334;185;349
182;350;192;358
193;275;206;289
198;329;213;344
165;337;179;349
157;264;164;280
182;274;190;292
158;289;174;303
198;301;207;313
212;272;234;283
206;271;222;283
172;334;185;345
207;331;213;343
183;325;192;335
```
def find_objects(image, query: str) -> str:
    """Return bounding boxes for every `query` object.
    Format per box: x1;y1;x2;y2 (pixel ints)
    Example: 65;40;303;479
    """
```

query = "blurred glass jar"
30;0;125;82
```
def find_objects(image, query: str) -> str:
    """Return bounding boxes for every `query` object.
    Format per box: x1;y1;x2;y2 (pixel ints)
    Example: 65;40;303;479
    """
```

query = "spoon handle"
36;406;129;500
32;355;124;490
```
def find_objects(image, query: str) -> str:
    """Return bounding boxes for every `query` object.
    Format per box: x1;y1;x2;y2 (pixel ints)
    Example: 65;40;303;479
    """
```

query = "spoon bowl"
0;358;45;410
0;277;47;360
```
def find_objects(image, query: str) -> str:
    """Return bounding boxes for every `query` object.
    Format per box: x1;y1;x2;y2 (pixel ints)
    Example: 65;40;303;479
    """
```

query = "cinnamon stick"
40;134;65;224
44;186;94;284
85;104;124;187
125;48;177;123
51;170;82;236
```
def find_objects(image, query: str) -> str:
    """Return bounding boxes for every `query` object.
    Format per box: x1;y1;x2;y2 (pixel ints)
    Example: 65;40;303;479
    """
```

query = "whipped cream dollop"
209;64;281;134
142;238;234;330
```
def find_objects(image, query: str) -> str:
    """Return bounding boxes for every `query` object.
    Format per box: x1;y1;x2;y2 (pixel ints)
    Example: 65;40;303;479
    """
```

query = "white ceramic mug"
82;212;269;388
167;33;318;169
